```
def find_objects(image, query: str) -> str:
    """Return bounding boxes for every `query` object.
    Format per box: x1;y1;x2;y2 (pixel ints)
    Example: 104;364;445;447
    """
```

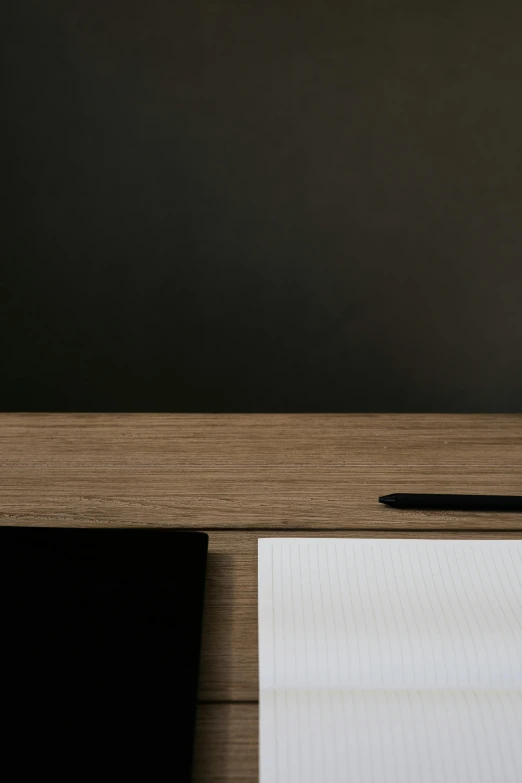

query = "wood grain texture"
2;414;522;531
3;464;522;529
1;414;522;467
193;704;258;782
2;414;522;782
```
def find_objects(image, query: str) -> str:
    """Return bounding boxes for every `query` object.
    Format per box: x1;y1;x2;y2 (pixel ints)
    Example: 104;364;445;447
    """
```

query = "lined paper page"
258;539;522;782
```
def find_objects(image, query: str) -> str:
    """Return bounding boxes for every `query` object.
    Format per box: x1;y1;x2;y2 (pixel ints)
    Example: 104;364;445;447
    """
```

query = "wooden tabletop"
2;414;522;781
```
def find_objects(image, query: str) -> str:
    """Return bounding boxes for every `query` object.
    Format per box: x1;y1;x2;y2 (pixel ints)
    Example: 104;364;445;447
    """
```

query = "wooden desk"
2;414;522;781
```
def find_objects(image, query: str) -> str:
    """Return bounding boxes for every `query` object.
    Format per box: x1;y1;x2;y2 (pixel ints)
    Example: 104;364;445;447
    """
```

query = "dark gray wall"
2;0;522;411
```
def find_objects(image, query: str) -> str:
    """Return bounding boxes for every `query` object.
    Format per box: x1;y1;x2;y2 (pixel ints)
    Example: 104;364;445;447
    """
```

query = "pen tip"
379;494;396;505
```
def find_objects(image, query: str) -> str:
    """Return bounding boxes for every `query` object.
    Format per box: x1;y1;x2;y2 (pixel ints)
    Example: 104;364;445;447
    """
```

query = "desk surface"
2;413;522;781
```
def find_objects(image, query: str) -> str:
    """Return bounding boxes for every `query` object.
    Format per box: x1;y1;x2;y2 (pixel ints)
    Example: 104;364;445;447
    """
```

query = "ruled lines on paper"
258;539;522;783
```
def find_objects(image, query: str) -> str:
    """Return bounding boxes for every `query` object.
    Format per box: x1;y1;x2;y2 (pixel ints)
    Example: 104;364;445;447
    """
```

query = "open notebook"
258;539;522;782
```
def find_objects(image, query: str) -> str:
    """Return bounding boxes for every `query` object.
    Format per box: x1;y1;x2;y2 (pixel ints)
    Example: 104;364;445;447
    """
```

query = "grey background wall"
2;0;521;411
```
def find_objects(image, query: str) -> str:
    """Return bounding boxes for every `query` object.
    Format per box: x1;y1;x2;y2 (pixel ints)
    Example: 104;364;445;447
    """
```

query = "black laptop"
0;527;208;782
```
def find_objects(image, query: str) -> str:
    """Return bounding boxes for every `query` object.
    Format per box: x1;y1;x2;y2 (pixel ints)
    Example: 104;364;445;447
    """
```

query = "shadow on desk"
198;550;236;700
194;550;258;780
193;702;258;782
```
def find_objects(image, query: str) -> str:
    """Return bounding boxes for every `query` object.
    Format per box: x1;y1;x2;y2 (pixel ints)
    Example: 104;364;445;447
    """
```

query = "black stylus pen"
379;493;522;511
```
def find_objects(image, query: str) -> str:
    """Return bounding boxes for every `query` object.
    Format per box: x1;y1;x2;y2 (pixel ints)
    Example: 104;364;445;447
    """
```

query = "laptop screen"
0;527;208;782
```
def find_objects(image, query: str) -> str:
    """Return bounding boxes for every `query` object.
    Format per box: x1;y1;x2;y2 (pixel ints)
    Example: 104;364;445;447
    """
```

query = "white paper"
258;538;522;782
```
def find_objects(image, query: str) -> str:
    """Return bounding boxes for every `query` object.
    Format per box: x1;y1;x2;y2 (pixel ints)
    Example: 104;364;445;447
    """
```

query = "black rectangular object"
0;526;208;781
